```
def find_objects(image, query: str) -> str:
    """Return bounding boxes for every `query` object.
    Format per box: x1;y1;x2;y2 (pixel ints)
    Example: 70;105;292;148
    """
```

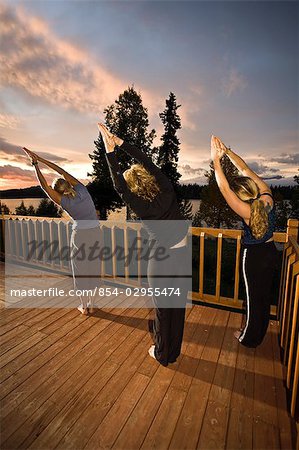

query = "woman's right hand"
211;136;227;159
31;154;38;164
23;147;39;162
97;123;116;153
98;123;124;151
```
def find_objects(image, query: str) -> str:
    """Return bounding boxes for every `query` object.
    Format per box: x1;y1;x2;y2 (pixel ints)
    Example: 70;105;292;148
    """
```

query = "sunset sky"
0;0;298;191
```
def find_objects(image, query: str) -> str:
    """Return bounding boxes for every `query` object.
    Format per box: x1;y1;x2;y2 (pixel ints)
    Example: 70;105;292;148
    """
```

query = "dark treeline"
270;185;297;200
177;183;204;199
0;186;46;199
0;183;296;203
0;199;62;218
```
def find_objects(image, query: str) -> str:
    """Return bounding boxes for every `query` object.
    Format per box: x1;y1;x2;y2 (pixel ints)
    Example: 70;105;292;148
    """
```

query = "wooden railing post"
215;233;223;302
199;232;205;299
287;218;298;242
276;220;299;435
1;206;5;259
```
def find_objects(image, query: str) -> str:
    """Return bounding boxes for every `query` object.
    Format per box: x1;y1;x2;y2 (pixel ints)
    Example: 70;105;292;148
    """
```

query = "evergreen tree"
157;92;193;220
290;171;299;221
15;201;28;216
0;203;10;214
89;86;156;219
274;200;293;231
180;199;193;220
104;86;156;170
27;205;36;216
178;183;203;200
157;92;181;186
36;199;62;218
193;154;239;228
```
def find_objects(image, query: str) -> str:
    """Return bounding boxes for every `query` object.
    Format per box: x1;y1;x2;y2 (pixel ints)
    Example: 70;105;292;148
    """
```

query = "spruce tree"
27;205;36;216
35;199;62;218
0;203;10;214
157;92;181;186
104;86;156;170
157;92;193;219
89;86;156;219
15;201;28;216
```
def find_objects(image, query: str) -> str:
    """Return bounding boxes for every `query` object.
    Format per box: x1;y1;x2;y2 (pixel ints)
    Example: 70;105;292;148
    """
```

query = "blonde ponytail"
52;178;76;198
230;176;270;240
250;198;269;239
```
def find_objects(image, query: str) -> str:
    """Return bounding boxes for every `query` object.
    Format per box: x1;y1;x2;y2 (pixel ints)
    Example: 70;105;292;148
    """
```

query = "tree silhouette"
0;202;10;214
15;201;28;216
35;199;62;218
157;92;193;219
89;86;156;219
27;205;36;216
158;92;181;186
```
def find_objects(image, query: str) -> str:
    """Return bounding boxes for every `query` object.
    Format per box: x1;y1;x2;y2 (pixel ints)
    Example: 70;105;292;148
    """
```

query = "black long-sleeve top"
106;141;189;247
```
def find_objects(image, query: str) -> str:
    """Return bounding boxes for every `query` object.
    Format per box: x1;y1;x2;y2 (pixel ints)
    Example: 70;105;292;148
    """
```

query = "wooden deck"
0;272;295;449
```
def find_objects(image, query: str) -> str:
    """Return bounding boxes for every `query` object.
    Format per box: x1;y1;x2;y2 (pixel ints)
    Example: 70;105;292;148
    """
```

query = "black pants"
239;240;278;348
147;243;190;366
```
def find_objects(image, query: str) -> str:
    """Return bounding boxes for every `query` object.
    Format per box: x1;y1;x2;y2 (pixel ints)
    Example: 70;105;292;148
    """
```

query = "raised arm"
216;139;271;194
98;123;171;190
23;148;80;187
23;149;62;205
117;141;167;181
211;136;251;220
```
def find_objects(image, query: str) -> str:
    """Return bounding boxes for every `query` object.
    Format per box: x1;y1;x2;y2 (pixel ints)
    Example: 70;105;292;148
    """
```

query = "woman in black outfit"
211;135;278;347
98;124;190;366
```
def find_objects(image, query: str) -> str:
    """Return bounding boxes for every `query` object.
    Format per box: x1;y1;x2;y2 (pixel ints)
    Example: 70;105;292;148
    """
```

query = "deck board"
0;275;296;449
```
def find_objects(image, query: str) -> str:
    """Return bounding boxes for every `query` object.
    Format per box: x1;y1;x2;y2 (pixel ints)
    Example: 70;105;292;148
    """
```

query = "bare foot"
148;345;156;360
77;305;88;315
234;330;242;340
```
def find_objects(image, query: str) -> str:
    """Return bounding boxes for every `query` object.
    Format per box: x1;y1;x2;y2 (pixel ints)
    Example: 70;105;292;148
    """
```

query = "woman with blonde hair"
211;135;278;347
98;123;190;367
23;148;100;315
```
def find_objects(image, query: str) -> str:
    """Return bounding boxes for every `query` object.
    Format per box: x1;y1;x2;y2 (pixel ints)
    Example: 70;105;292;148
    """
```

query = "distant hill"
0;186;47;199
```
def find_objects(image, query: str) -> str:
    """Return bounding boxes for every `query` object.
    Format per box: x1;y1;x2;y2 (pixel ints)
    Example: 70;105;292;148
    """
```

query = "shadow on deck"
0;264;296;450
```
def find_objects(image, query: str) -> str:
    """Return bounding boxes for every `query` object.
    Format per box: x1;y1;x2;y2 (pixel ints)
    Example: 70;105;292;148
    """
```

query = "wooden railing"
0;214;288;313
191;226;286;313
277;219;299;429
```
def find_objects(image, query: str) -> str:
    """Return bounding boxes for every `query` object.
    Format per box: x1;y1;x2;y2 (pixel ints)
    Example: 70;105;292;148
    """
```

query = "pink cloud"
0;163;58;189
0;136;70;165
0;4;126;115
0;113;20;129
0;164;36;182
0;3;201;133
